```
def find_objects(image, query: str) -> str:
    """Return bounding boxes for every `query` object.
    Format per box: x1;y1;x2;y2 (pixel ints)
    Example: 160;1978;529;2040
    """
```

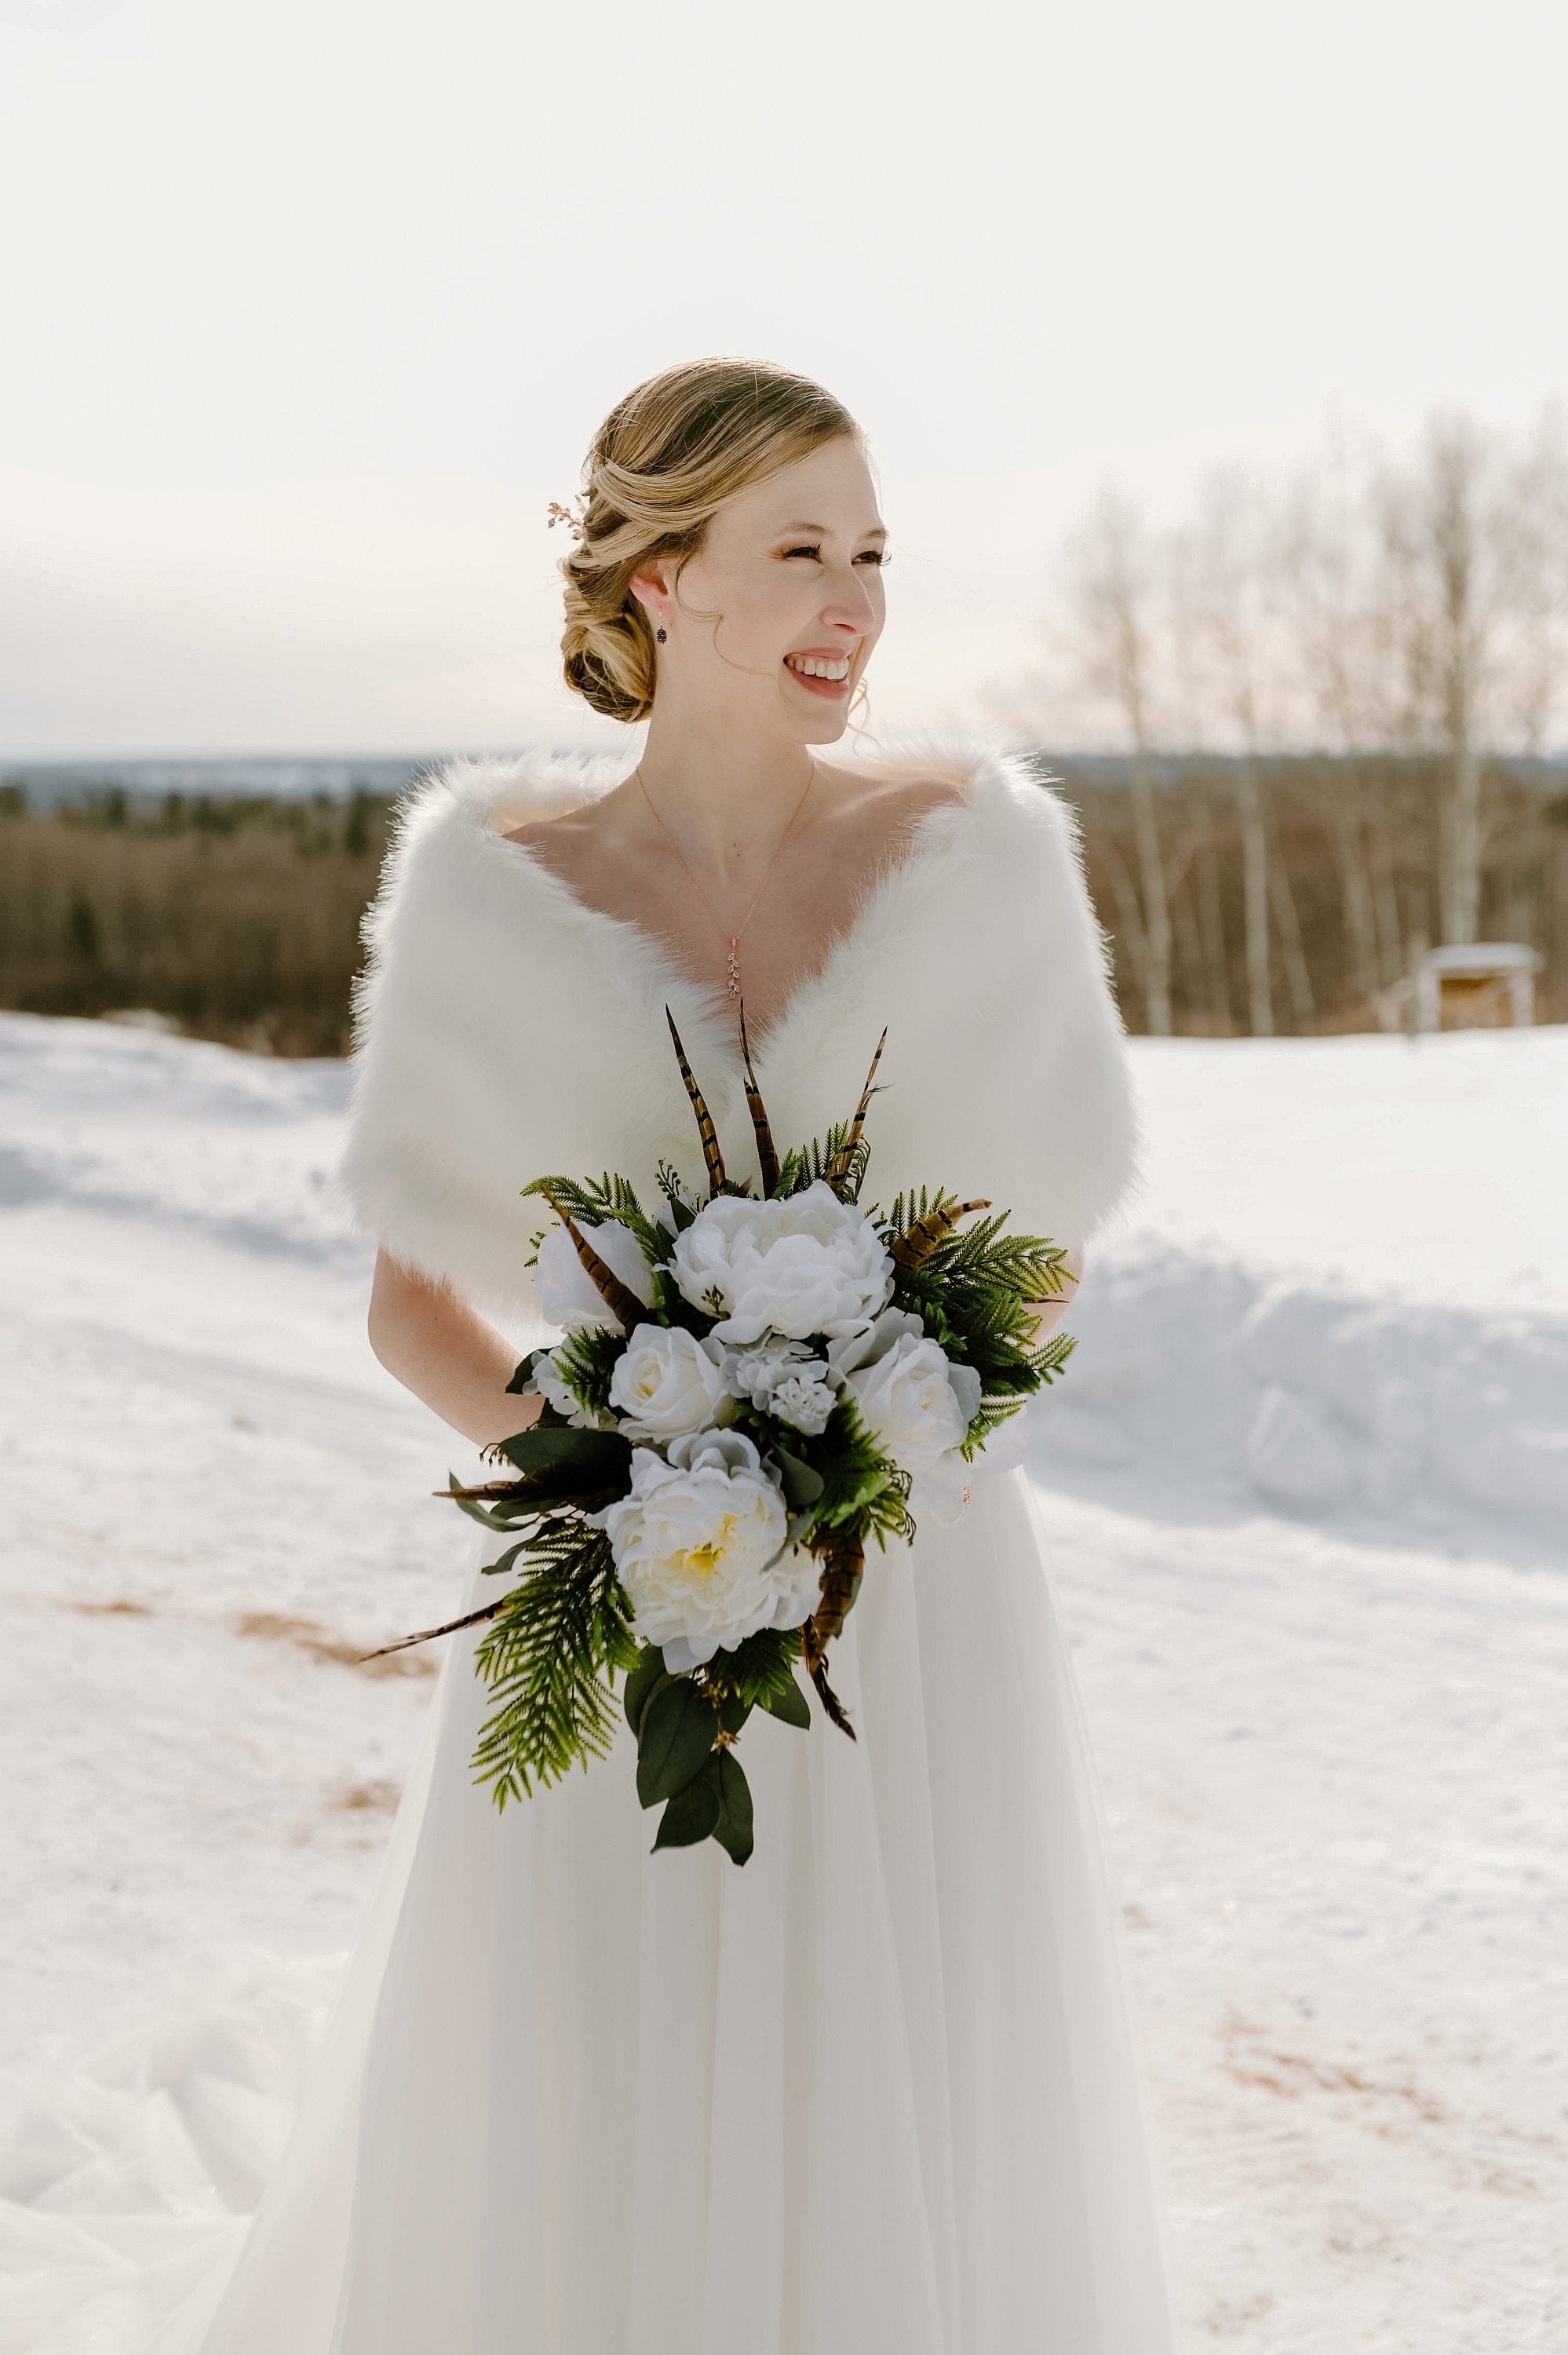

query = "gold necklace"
633;761;816;1004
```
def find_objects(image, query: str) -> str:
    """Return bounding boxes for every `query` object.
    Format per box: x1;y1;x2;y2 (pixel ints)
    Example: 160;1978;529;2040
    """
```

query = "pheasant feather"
665;1007;727;1197
825;1027;887;1196
736;999;781;1198
538;1187;649;1331
888;1197;993;1272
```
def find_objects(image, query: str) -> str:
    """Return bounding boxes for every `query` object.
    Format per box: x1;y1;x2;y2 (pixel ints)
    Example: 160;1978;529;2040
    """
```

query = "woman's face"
633;435;887;745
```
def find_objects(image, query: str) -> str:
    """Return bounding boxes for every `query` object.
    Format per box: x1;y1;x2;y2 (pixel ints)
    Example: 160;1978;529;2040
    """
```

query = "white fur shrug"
339;743;1137;1316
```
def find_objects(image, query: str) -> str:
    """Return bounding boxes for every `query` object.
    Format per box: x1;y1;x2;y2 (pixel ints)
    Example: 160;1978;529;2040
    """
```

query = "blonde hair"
559;357;859;722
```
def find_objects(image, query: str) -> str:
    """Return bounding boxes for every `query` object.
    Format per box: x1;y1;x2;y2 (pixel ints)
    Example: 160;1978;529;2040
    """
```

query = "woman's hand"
367;1249;546;1448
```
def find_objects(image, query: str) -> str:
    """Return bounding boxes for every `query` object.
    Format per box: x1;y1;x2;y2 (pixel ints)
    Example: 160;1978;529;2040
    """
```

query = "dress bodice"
339;741;1137;1316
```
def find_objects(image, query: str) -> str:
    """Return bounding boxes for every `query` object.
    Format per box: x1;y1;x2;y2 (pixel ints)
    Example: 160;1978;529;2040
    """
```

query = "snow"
2;1012;1565;2353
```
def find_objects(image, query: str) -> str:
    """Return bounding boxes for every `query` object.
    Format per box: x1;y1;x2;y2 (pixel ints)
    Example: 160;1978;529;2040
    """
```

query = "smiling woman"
177;359;1172;2355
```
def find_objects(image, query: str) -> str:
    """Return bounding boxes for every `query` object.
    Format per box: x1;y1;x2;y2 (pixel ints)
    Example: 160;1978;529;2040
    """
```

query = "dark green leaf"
717;1688;753;1737
760;1674;811;1729
505;1347;552;1397
771;1446;826;1511
636;1676;718;1808
652;1754;723;1849
711;1751;754;1865
494;1426;631;1482
623;1645;669;1737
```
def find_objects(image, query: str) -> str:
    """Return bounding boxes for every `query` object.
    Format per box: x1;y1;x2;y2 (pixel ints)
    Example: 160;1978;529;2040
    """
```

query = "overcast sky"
2;0;1565;756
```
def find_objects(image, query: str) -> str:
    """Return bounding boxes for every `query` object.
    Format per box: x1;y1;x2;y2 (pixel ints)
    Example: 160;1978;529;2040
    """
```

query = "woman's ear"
629;560;674;623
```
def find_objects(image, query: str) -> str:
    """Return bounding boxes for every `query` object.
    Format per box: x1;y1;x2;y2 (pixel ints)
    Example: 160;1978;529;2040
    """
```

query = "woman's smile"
784;646;855;697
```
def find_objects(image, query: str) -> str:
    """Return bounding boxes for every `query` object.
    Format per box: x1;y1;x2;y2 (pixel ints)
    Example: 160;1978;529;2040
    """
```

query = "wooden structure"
1377;942;1543;1035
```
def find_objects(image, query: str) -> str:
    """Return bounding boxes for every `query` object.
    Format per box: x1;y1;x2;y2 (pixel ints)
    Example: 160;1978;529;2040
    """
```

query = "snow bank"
2;1012;1565;2353
1030;1029;1568;1567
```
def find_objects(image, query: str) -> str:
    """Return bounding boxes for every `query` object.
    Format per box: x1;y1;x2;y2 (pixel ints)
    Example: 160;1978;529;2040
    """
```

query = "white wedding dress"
15;743;1176;2354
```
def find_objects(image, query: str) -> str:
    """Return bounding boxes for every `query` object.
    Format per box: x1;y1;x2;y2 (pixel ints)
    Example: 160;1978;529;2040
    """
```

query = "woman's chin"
775;687;855;746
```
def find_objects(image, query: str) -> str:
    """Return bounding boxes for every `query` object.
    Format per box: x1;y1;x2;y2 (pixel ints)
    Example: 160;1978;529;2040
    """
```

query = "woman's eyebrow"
772;520;888;539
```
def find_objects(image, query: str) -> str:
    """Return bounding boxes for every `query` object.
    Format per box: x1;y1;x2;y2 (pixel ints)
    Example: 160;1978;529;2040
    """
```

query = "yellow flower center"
680;1516;738;1577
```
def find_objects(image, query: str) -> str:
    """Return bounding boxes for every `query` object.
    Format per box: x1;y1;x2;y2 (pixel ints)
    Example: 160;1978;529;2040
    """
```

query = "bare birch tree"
1063;491;1173;1032
1374;411;1563;945
1173;471;1289;1034
1280;424;1397;1007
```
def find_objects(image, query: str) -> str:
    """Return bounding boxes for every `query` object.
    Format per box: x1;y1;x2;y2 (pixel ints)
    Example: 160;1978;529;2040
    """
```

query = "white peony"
532;1348;618;1430
608;1323;735;1442
597;1428;817;1672
669;1180;894;1346
534;1218;655;1332
830;1307;983;1470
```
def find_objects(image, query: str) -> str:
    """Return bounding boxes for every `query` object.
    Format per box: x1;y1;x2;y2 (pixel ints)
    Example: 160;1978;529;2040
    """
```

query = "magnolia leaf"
504;1347;552;1397
711;1751;754;1865
652;1755;723;1851
717;1688;753;1737
771;1446;826;1511
494;1426;631;1482
760;1674;811;1730
636;1677;719;1808
623;1645;669;1739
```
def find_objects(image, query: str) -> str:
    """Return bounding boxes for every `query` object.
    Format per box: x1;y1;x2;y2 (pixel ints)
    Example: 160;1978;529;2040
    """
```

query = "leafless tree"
1062;490;1173;1033
1377;410;1567;944
1278;425;1395;1006
1172;470;1296;1033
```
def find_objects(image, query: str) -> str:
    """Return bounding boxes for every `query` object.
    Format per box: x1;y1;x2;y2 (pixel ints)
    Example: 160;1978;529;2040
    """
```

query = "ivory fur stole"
339;741;1138;1317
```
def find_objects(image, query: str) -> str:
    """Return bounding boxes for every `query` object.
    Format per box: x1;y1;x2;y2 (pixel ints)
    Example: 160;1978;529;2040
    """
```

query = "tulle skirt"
131;1467;1174;2355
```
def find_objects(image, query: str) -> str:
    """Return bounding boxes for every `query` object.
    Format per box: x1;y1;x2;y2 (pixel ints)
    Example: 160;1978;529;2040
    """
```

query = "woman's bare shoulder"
812;762;968;834
501;785;640;886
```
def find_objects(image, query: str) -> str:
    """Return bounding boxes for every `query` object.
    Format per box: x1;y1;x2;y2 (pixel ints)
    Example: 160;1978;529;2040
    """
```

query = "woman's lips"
783;653;851;699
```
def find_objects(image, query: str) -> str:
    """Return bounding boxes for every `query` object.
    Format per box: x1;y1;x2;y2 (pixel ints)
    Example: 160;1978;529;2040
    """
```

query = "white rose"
608;1323;735;1442
534;1218;655;1332
830;1307;982;1469
669;1180;894;1345
597;1428;816;1672
532;1348;618;1430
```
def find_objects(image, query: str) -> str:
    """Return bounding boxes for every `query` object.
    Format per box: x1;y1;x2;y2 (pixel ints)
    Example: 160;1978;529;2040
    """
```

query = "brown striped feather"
665;1007;727;1196
825;1028;888;1193
888;1196;992;1272
736;998;780;1196
538;1187;649;1331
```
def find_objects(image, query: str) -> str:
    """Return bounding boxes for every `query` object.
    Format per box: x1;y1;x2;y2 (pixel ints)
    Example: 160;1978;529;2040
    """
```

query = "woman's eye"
856;550;888;567
782;544;822;560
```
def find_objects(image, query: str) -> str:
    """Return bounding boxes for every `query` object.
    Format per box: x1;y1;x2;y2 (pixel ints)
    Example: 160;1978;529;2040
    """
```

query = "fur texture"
340;741;1138;1315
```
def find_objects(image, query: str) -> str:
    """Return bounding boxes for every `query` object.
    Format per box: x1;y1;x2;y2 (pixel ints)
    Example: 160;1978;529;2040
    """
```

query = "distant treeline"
0;761;1563;1054
1055;753;1568;1035
0;786;392;1056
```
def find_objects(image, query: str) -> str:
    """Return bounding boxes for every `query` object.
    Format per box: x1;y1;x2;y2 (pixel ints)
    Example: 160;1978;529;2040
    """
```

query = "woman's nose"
819;565;879;632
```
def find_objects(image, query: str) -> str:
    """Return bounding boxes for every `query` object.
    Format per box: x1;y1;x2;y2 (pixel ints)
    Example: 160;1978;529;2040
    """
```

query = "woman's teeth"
786;654;850;681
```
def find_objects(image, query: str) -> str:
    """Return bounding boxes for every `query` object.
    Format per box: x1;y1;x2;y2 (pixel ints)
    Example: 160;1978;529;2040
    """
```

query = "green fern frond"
551;1324;624;1415
520;1172;667;1266
774;1121;870;1202
470;1518;640;1806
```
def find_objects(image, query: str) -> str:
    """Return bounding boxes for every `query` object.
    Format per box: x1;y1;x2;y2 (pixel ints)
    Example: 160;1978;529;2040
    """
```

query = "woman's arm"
1023;1247;1085;1341
367;1248;544;1448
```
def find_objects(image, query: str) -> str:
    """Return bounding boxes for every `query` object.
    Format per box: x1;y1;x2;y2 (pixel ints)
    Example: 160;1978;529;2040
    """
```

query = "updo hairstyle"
560;358;859;722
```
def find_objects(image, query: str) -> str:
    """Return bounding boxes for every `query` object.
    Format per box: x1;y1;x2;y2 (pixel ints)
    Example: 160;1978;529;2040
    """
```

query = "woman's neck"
633;711;819;878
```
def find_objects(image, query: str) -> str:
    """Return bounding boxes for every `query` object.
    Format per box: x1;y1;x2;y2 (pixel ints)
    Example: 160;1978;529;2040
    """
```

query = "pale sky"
2;0;1565;757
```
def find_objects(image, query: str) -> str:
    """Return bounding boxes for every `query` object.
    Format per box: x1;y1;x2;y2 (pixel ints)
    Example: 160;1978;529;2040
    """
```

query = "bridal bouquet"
383;1014;1075;1866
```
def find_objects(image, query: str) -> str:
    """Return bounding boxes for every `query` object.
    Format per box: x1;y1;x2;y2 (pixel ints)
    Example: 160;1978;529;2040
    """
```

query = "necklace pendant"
726;941;742;999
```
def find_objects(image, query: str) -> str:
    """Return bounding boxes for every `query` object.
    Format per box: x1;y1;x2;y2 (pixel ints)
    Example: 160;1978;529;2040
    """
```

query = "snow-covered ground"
1;1012;1564;2353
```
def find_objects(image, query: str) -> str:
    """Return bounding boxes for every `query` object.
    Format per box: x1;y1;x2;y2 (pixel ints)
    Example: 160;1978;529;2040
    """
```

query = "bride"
179;357;1172;2353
